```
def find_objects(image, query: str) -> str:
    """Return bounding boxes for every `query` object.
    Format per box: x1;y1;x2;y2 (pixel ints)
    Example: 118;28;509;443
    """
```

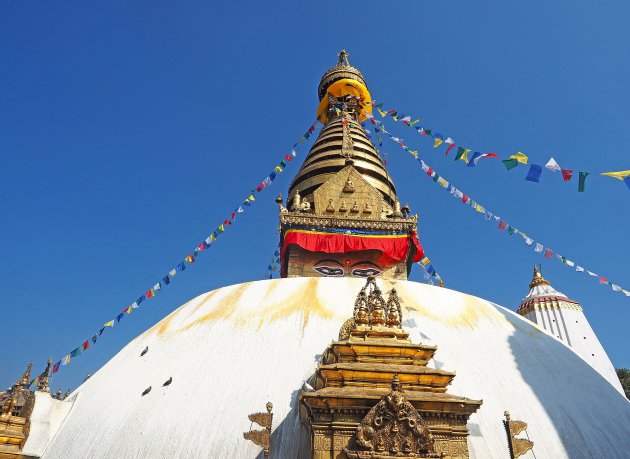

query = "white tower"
518;266;623;393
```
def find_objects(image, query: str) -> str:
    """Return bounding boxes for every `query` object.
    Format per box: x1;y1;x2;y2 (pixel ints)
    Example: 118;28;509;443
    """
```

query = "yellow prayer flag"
104;320;114;327
511;152;528;164
421;257;430;266
248;194;255;201
274;166;283;173
600;170;630;180
410;150;418;157
433;138;443;148
378;109;387;118
460;149;471;163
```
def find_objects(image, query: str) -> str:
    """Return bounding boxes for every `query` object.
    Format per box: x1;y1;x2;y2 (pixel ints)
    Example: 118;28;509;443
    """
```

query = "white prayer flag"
524;237;534;246
576;266;585;272
587;271;598;277
153;283;161;291
565;260;575;267
169;269;177;277
611;284;621;292
545;157;561;172
535;243;543;253
445;137;455;144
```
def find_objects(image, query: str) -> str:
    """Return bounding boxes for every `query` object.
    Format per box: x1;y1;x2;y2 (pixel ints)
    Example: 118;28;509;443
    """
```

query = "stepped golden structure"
299;277;481;458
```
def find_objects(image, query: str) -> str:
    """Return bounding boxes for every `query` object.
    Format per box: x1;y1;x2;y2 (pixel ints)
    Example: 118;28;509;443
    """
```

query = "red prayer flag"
82;340;90;351
599;276;608;284
445;144;456;156
498;221;508;231
561;169;573;181
284;154;293;161
544;248;554;259
462;194;470;204
146;289;155;299
52;361;61;374
426;168;433;177
224;219;232;226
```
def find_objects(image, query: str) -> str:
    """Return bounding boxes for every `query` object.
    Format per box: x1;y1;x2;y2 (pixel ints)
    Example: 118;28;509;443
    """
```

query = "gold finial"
439;279;444;288
17;362;33;388
529;265;550;288
37;358;52;392
337;49;350;67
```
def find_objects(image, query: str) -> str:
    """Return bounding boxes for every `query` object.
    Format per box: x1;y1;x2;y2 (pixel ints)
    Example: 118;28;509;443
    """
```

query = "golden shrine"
299;277;482;458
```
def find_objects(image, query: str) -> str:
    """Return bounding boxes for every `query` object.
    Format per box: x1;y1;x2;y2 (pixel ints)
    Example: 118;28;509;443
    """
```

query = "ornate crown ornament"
318;49;368;101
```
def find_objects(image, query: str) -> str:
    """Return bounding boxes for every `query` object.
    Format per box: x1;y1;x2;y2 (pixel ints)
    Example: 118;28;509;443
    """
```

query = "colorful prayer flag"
600;170;630;180
52;361;61;374
62;354;71;366
561;169;573;181
82;340;90;351
525;164;543;182
502;158;519;170
544;248;553;259
578;172;589;192
445;144;456;156
70;347;82;358
498;220;508;231
104;320;114;327
467;152;481;167
545;157;561;172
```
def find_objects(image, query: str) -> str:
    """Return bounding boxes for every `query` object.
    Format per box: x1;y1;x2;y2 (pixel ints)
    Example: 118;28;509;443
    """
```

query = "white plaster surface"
36;278;630;459
22;391;74;457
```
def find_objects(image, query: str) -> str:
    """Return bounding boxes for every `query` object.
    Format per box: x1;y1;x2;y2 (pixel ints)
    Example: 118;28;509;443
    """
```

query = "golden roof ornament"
529;265;550;288
37;357;52;392
503;411;534;459
318;49;367;101
243;402;273;458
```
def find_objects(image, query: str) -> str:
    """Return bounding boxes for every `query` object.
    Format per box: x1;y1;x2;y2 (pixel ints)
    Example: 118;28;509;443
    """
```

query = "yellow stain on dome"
396;283;509;329
253;278;337;332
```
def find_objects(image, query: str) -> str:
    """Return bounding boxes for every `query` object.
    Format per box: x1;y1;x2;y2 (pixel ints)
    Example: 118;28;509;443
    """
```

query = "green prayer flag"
432;173;440;182
454;147;466;161
280;161;286;168
578;172;589;192
502;158;519;170
424;129;432;136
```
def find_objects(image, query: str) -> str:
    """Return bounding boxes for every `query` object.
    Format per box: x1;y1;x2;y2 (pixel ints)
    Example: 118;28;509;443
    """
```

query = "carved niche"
345;375;441;459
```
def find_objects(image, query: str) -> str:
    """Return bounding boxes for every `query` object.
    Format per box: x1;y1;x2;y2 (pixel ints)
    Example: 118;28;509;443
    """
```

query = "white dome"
38;278;630;459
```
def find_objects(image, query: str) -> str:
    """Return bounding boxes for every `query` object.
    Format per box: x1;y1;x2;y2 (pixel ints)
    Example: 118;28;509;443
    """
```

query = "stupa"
2;50;630;459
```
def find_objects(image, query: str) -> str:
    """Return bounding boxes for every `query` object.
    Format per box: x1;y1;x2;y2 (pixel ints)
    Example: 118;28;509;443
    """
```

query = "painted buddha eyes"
351;267;382;278
313;266;345;277
313;260;382;278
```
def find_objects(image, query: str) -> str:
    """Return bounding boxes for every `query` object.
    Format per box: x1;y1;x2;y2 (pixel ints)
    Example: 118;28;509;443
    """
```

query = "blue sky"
1;1;629;391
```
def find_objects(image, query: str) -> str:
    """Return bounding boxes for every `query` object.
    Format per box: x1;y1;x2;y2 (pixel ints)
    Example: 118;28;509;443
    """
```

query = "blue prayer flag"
525;164;543;182
467;152;481;167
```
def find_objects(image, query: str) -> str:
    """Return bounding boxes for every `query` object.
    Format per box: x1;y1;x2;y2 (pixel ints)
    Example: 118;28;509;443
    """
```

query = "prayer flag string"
370;101;630;194
370;116;630;299
29;121;319;386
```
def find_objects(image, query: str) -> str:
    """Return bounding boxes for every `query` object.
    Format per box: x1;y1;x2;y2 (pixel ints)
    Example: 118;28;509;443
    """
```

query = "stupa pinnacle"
280;50;423;280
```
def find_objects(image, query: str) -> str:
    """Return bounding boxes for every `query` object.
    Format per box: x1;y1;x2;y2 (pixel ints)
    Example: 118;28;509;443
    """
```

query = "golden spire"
16;362;33;389
37;358;52;393
529;265;550;288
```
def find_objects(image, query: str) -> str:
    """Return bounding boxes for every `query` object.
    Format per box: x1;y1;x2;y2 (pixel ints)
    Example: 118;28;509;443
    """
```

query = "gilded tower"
279;50;423;280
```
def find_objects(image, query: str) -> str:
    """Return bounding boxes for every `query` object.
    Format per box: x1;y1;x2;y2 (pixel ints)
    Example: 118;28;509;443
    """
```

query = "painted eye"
352;268;382;278
314;266;344;277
